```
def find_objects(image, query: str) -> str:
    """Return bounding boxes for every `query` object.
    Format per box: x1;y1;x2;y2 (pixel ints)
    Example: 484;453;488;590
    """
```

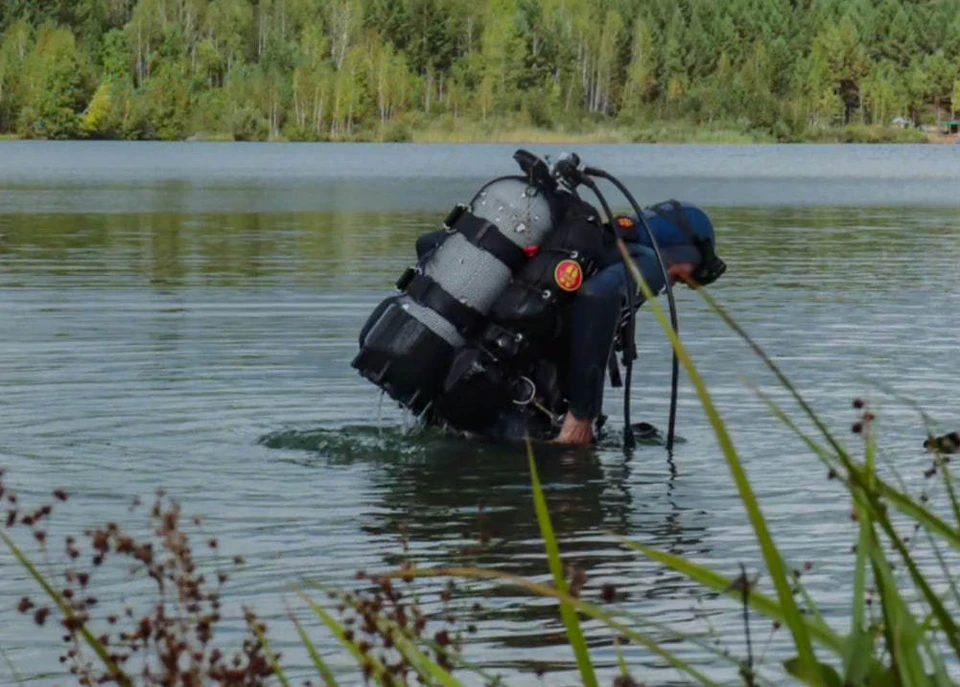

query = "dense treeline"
0;0;958;141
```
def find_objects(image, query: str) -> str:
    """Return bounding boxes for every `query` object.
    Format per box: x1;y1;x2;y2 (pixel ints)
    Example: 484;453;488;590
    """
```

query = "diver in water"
413;200;723;446
353;151;726;448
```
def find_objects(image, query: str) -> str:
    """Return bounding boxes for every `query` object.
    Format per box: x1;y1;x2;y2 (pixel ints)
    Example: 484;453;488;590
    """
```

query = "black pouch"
432;347;515;431
351;296;455;414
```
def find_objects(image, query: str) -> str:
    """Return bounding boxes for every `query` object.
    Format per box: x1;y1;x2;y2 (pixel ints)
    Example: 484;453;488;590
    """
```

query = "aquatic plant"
0;480;277;686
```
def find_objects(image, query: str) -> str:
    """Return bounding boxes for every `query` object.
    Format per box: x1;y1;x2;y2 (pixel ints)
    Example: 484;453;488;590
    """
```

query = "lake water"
1;141;959;685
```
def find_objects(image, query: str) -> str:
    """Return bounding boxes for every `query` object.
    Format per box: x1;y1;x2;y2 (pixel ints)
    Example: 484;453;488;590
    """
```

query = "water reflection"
260;425;711;660
2;206;956;292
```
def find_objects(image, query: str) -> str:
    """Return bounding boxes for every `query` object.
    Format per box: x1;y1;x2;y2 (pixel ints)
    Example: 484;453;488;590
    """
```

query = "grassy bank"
1;121;951;144
410;117;778;144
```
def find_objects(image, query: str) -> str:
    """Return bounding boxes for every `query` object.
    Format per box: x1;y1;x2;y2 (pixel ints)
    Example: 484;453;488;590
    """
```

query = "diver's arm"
555;248;666;445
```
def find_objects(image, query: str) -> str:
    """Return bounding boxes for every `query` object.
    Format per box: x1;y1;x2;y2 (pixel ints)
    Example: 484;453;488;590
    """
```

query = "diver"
413;200;723;446
353;150;726;448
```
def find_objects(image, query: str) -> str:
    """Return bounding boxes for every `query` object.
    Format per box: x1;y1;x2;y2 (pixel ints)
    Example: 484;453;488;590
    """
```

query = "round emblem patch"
554;259;583;292
616;216;634;229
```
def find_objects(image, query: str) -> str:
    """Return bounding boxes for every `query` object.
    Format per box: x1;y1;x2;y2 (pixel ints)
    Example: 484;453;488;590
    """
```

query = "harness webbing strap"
454;211;528;273
406;273;484;337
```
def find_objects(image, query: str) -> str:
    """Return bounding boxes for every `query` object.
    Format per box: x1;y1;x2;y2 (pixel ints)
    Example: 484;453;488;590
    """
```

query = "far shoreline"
0;125;955;145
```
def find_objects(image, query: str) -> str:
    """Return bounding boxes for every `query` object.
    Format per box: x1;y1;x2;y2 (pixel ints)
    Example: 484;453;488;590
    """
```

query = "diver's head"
656;205;726;289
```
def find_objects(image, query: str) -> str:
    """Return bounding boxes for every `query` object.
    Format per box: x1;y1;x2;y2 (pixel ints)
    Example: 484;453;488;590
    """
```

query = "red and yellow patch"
616;215;634;229
554;259;583;292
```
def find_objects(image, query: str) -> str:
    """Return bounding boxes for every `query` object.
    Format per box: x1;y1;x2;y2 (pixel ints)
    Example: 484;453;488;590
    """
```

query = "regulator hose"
575;175;638;448
582;166;680;453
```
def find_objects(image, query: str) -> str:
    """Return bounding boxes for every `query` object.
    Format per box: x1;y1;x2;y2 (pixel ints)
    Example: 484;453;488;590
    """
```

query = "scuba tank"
352;152;561;416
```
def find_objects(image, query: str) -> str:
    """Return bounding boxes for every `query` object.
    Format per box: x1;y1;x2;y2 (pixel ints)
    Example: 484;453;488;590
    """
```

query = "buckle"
395;266;416;291
442;204;467;232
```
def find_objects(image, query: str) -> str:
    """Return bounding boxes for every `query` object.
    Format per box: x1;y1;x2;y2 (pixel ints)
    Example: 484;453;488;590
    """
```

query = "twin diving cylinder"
352;174;558;416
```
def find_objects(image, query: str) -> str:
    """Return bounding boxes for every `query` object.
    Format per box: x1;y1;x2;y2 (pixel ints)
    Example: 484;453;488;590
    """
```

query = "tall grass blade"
620;264;821;680
526;441;598;687
869;501;960;664
698;288;960;553
384;565;727;686
0;645;24;686
867;535;929;687
872;480;960;550
792;579;825;628
845;425;875;684
875;442;960;612
0;530;130;686
939;462;960;533
617;539;844;654
289;611;340;687
922;529;960;612
845;428;960;663
862;379;960;529
299;592;389;685
614;638;629;677
692;286;848;459
249;616;291;687
750;386;842;470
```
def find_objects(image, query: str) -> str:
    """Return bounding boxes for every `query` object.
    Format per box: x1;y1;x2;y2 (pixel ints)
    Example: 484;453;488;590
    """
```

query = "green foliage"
18;24;90;138
1;0;959;140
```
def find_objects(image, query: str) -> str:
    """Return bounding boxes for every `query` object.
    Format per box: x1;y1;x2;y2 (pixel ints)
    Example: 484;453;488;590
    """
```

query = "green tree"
0;20;31;131
476;0;522;118
621;11;655;112
18;24;90;138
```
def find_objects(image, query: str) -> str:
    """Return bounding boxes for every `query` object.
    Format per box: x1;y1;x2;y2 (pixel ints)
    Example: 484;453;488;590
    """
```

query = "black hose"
576;176;637;449
583;167;680;453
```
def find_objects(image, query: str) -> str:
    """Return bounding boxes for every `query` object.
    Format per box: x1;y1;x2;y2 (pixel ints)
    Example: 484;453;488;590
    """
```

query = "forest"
1;0;959;142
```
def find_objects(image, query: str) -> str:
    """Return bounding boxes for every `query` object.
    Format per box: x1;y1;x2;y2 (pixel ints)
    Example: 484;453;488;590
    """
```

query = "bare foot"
552;413;595;445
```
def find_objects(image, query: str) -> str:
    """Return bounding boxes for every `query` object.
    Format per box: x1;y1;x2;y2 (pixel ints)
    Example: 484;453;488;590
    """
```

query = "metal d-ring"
512;376;536;406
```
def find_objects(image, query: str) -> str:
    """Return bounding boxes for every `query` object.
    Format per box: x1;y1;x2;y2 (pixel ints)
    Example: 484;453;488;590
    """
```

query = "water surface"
1;142;959;684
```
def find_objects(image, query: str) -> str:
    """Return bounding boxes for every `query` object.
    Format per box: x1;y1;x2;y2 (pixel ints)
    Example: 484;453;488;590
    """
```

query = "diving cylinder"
352;177;556;414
